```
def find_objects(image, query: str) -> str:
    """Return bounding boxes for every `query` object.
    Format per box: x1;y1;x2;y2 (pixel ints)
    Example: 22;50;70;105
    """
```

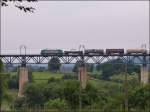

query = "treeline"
95;59;140;80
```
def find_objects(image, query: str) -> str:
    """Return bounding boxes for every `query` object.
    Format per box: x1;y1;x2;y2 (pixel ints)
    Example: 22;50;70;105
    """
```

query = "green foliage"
72;61;82;73
88;72;101;79
110;73;139;85
129;84;150;110
86;64;94;73
43;82;64;100
28;71;33;83
44;98;68;110
13;97;26;109
62;74;77;80
63;80;100;110
63;80;80;110
0;73;10;102
8;71;33;89
8;75;19;89
48;57;61;72
0;59;4;73
96;59;140;80
81;83;99;107
24;81;64;107
24;83;46;106
48;77;60;83
73;61;94;73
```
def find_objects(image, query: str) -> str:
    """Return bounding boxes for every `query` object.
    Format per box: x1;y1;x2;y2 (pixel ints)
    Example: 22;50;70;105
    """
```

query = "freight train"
40;49;148;56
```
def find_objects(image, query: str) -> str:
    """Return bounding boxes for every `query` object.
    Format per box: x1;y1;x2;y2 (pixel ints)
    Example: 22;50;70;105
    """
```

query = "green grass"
33;71;63;83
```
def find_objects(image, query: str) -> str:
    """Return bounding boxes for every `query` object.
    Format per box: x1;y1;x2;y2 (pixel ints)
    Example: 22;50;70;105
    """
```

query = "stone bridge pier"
140;65;149;84
78;66;87;90
18;67;28;97
140;56;149;84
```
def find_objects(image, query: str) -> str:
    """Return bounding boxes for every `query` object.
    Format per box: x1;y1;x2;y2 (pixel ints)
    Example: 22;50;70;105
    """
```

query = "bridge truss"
0;54;149;65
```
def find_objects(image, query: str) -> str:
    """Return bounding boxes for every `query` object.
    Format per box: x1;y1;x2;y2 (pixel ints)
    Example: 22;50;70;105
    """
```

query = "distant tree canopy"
1;0;37;13
96;59;140;80
0;59;4;73
48;57;61;72
73;60;94;73
72;60;83;73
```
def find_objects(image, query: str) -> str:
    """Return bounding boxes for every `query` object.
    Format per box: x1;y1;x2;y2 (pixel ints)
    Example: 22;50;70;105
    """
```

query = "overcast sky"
1;1;149;54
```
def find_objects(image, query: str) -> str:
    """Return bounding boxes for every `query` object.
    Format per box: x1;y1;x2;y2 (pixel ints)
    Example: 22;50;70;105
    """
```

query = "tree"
24;82;64;107
63;80;99;110
8;75;19;89
43;82;64;100
96;59;140;80
72;60;83;73
1;0;37;13
73;60;94;73
81;83;99;107
63;80;80;110
128;84;150;110
0;73;10;106
24;83;46;106
0;59;3;73
86;64;94;73
48;57;61;72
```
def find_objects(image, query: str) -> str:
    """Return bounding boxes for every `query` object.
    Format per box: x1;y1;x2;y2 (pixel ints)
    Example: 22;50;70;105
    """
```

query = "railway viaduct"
0;53;150;96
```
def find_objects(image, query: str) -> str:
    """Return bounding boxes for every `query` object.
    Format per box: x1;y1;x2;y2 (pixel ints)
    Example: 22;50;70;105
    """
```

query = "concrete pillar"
78;67;87;89
18;67;28;97
140;65;149;84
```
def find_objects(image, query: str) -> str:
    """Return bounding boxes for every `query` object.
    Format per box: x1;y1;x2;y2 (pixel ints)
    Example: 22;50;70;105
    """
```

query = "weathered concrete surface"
140;65;149;84
18;67;28;97
78;67;87;89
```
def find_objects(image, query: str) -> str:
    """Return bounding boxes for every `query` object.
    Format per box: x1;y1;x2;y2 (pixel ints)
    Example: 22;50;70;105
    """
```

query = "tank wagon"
126;49;147;54
64;51;83;55
41;49;63;56
84;49;104;55
106;49;124;55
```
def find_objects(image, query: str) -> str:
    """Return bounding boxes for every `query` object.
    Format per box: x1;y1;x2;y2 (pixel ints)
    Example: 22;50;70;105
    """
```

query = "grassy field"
33;71;63;83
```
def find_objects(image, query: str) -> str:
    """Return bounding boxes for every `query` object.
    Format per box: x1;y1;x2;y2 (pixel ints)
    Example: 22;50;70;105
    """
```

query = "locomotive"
41;49;63;56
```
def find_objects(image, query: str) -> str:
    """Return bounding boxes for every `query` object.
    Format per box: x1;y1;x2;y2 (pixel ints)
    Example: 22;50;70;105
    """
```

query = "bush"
8;75;19;89
62;74;77;80
28;71;33;83
43;82;64;100
44;98;68;110
24;83;46;106
48;77;60;83
13;97;26;108
128;84;150;110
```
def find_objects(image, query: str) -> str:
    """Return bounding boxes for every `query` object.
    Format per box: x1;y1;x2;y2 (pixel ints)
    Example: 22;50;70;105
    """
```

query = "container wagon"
64;51;83;55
